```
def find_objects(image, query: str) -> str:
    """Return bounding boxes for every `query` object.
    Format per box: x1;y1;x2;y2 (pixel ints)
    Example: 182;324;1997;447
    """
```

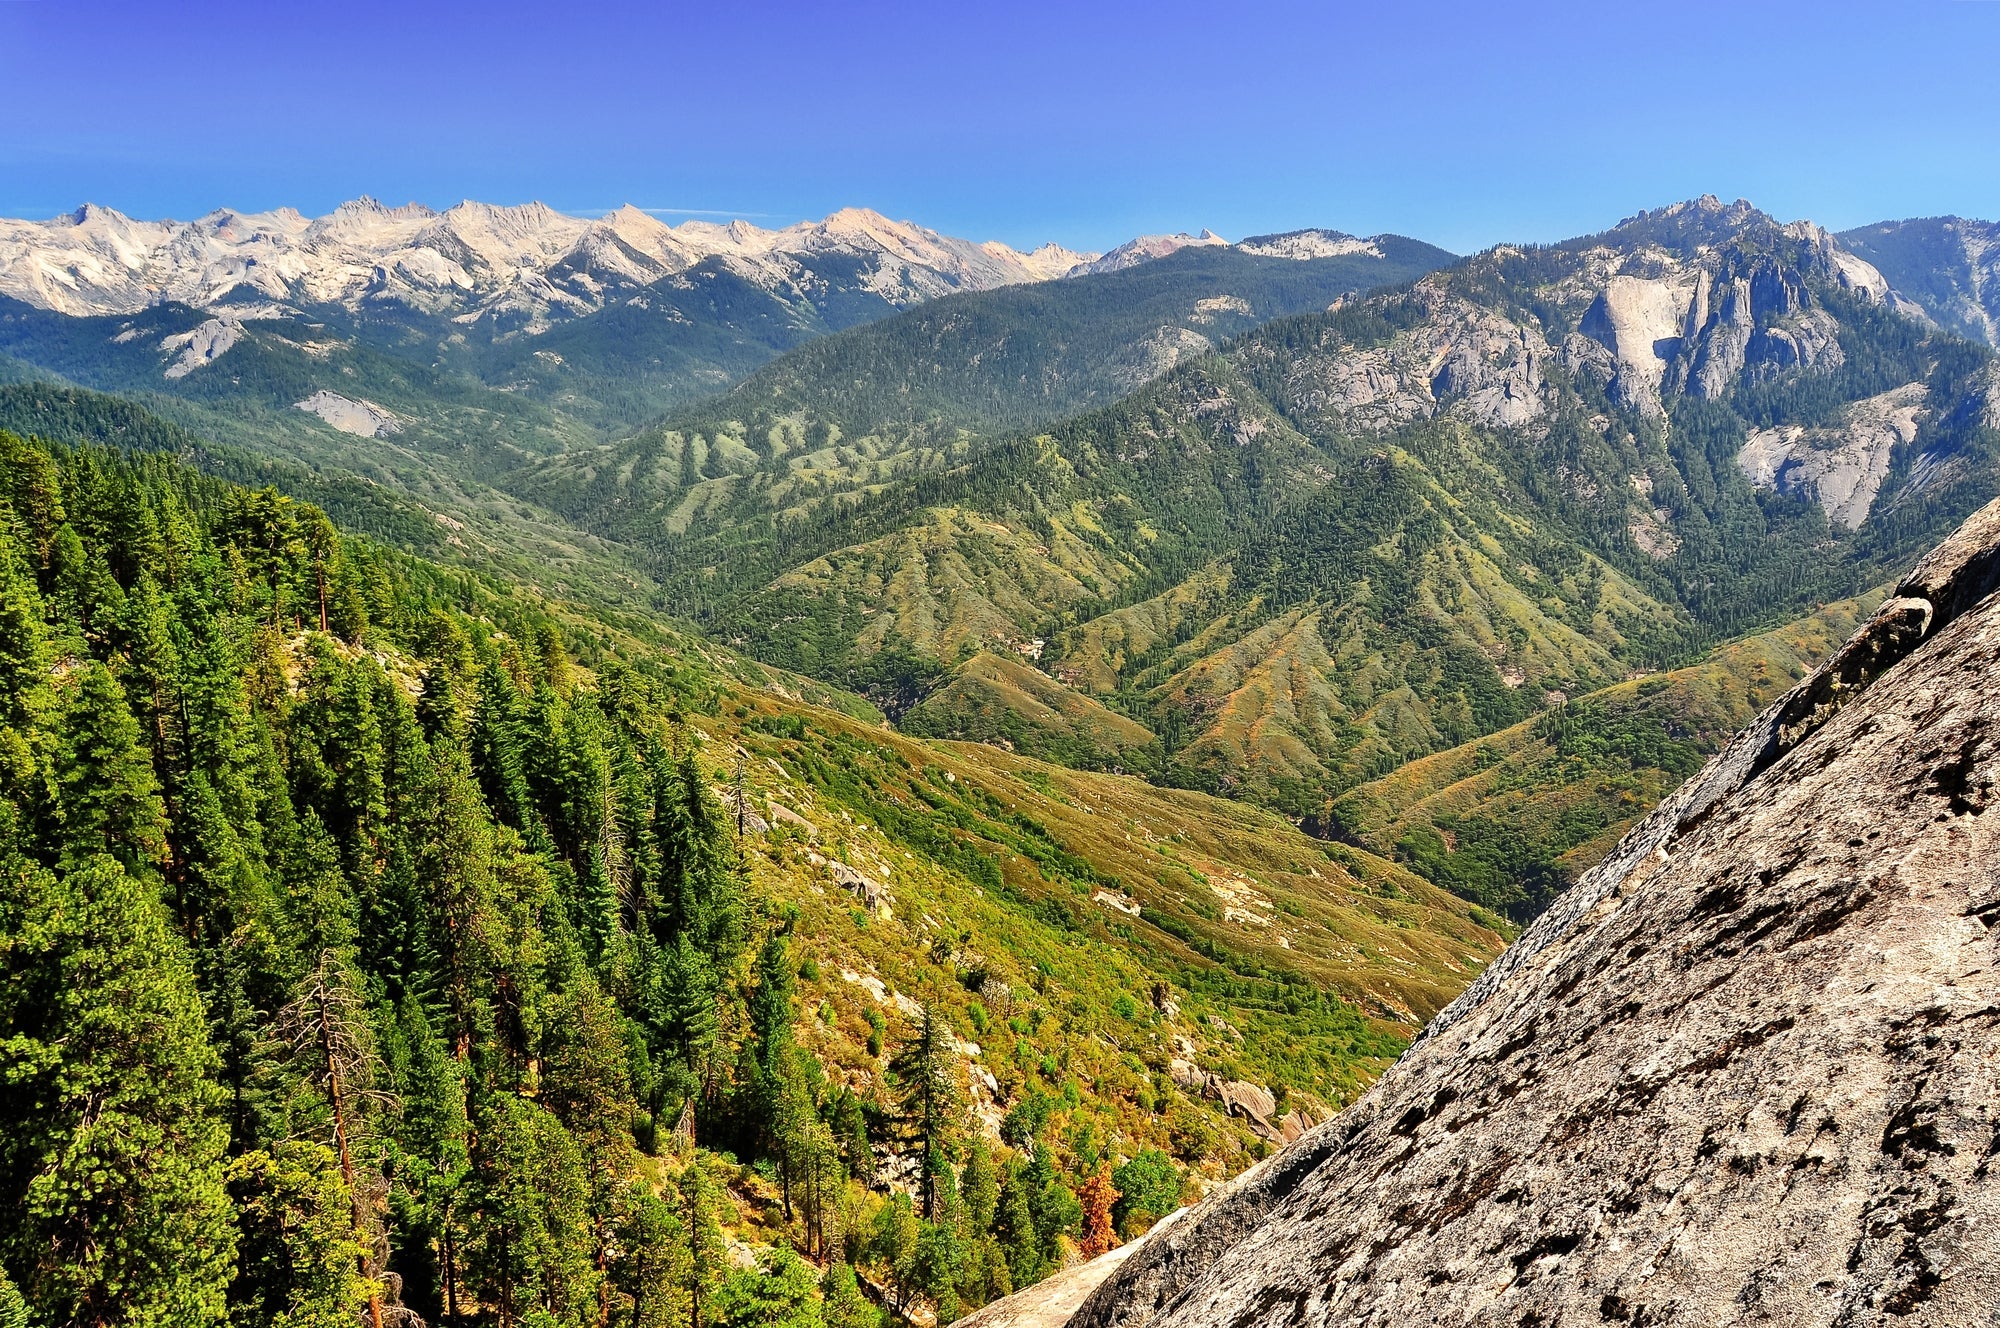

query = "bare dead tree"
279;951;401;1328
733;757;746;839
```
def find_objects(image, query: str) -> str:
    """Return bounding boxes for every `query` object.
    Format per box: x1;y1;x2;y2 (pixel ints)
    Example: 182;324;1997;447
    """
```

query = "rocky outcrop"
1235;231;1384;262
159;316;242;378
1259;200;1910;438
957;1213;1192;1328
1737;381;1927;529
1027;495;2000;1327
1165;1059;1320;1145
1267;286;1554;435
294;390;403;438
819;857;891;916
1579;275;1696;415
1687;274;1753;398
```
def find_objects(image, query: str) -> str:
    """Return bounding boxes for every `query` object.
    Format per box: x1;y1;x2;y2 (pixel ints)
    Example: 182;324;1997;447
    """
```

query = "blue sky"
2;0;1995;254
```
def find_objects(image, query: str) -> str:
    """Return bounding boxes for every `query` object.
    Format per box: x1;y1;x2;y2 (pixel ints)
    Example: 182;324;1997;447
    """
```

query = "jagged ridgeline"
0;428;1505;1326
649;201;2000;919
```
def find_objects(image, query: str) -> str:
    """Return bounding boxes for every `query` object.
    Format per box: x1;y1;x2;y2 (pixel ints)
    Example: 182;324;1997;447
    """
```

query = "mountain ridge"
0;198;1101;326
649;196;2000;880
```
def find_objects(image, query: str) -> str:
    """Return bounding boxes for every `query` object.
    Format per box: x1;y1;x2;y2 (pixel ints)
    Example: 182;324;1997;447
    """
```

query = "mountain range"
3;194;1998;931
0;199;1090;324
0;199;1444;440
543;198;1998;920
5;184;2000;1328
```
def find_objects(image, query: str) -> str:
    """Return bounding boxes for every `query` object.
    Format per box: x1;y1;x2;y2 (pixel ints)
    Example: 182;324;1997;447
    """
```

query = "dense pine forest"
0;430;1199;1328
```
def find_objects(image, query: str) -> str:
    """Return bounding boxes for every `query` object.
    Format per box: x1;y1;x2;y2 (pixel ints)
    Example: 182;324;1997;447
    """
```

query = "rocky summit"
968;495;2000;1327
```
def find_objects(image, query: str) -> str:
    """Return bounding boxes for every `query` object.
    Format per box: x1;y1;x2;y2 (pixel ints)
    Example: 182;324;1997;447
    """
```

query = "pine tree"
539;976;638;1324
54;660;168;876
611;1180;689;1328
48;522;124;643
868;1194;920;1313
819;1262;876;1328
745;930;799;1182
0;857;236;1327
387;995;471;1325
228;1141;371;1328
0;1269;27;1328
0;526;52;847
0;430;66;564
467;1093;597;1328
888;1003;962;1220
541;976;637;1166
993;1164;1043;1289
1023;1149;1081;1274
1076;1164;1119;1256
277;952;395;1328
768;1052;820;1223
798;1118;848;1260
417;741;500;1061
1109;1149;1182;1239
960;1140;999;1237
712;1245;822;1328
645;932;721;1122
831;1087;874;1182
913;1219;963;1325
678;1155;727;1328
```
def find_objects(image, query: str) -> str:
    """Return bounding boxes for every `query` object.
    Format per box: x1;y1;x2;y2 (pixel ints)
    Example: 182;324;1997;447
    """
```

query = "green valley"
0;420;1502;1328
5;187;2000;1328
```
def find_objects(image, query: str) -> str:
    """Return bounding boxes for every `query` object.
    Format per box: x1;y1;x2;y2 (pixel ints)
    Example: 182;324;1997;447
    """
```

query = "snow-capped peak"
1067;230;1230;277
0;199;1284;327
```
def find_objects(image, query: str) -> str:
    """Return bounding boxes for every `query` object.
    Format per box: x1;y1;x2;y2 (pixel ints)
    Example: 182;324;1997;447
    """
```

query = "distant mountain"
1071;229;1231;275
0;202;1428;439
501;233;1456;541
0;199;1095;327
658;196;1999;884
1839;215;2000;346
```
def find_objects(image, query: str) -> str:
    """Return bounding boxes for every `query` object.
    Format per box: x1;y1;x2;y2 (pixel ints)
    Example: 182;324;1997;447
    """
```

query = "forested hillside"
626;201;2000;919
8;197;2000;1328
496;239;1452;549
0;427;1504;1327
1838;215;2000;347
0;235;1451;637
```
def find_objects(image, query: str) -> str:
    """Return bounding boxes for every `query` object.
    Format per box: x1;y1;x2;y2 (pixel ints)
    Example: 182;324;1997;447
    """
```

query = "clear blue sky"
2;0;1995;255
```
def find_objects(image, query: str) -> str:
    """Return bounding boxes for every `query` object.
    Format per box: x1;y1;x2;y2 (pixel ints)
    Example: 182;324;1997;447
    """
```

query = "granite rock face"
1052;495;2000;1328
1737;381;1928;529
1246;198;1914;443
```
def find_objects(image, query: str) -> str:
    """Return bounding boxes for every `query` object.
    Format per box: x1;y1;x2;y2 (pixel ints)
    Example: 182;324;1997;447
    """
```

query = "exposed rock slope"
1841;216;2000;347
1737;382;1927;529
1040;496;2000;1326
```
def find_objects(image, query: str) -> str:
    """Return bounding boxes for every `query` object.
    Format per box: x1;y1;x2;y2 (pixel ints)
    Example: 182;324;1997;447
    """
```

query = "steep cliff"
1025;494;2000;1326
